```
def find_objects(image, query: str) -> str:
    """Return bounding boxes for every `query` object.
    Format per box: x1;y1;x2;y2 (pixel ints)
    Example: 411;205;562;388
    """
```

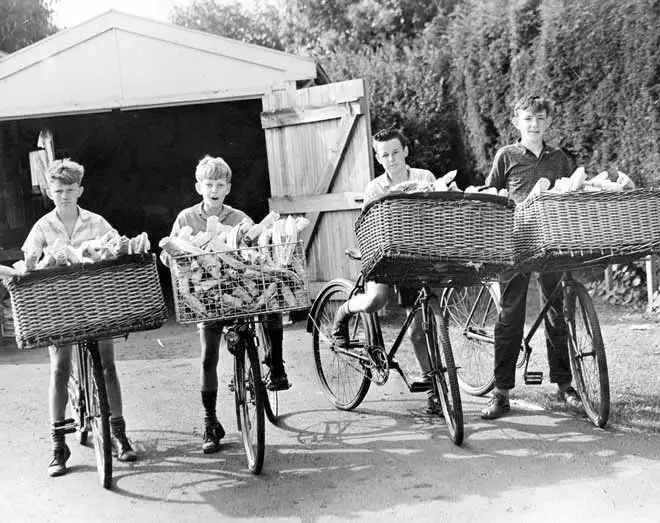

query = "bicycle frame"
345;273;440;390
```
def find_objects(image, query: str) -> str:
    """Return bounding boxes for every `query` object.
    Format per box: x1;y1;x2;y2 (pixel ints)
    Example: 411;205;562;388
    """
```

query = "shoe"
202;422;225;454
112;438;138;462
481;392;511;420
48;444;71;477
331;304;351;348
268;373;291;391
558;386;583;409
426;394;444;416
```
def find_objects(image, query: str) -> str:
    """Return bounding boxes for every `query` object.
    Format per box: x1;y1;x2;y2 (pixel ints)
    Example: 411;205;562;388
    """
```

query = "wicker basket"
4;254;167;350
514;189;660;271
355;192;516;287
170;240;311;324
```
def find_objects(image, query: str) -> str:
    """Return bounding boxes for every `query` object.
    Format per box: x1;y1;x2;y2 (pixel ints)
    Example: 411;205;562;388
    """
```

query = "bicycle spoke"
312;280;372;410
444;284;497;396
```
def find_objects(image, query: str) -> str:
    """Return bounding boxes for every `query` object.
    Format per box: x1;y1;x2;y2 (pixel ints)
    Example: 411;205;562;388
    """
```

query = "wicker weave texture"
6;254;167;349
170;241;311;324
355;193;515;286
514;189;660;271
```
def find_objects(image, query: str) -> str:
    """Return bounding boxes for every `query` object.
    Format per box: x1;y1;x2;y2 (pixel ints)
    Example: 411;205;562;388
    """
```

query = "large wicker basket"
170;240;310;324
514;189;660;271
4;254;167;349
355;192;516;287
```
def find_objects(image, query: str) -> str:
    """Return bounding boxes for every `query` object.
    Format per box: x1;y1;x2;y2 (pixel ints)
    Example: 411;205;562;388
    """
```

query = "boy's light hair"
195;155;232;182
372;128;408;151
46;158;85;185
513;95;554;117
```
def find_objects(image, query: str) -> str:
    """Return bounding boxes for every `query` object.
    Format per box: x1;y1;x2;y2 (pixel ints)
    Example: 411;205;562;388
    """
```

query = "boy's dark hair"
372;128;408;150
513;95;554;117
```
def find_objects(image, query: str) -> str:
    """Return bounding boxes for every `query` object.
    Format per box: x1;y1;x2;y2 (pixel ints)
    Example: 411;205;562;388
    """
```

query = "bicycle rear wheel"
84;340;112;489
310;279;373;410
68;343;88;445
564;281;610;428
234;340;265;475
427;301;464;446
443;283;499;396
255;321;278;424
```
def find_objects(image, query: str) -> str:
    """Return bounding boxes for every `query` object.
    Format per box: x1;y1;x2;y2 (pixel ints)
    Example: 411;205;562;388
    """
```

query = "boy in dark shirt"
482;95;582;419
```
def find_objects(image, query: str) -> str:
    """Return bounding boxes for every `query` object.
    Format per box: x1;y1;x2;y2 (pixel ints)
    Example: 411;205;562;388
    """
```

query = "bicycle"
308;251;464;445
224;317;266;475
66;339;113;489
442;270;610;427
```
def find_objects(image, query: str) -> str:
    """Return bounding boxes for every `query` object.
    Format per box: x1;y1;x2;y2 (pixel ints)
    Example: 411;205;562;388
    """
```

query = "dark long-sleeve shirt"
486;142;573;203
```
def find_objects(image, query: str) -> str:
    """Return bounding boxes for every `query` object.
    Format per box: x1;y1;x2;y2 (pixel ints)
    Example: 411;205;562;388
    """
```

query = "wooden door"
261;79;373;296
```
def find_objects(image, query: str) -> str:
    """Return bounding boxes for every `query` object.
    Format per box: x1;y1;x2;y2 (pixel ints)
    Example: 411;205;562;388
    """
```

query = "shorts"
396;285;421;308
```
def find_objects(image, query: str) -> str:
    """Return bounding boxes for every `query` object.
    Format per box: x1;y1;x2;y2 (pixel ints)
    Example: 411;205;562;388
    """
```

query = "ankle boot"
331;302;352;348
48;421;71;477
110;417;138;462
267;325;291;390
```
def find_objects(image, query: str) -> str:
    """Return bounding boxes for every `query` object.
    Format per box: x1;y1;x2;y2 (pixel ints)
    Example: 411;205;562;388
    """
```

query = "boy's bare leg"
407;311;432;375
98;339;137;461
332;282;389;347
407;309;444;414
198;322;225;453
48;344;72;476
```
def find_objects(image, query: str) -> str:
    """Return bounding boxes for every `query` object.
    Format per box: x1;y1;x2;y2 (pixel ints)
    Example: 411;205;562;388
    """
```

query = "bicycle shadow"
108;398;660;522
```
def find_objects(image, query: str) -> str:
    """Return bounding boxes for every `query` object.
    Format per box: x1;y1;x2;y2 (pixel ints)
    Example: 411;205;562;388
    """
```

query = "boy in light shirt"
23;158;137;477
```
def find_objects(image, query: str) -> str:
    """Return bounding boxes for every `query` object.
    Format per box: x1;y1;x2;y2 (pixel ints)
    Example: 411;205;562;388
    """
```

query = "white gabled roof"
0;10;317;120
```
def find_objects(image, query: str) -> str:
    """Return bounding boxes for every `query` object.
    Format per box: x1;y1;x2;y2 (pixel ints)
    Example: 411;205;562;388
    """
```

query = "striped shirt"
22;207;116;259
363;167;436;208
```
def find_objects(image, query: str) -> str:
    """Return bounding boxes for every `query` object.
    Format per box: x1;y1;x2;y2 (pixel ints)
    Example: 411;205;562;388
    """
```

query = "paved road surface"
1;322;659;523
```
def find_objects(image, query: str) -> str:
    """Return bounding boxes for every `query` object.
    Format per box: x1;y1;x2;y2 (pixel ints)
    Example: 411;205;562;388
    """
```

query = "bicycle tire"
68;343;89;445
442;283;499;396
234;339;265;475
311;279;373;410
85;340;113;489
428;302;464;446
255;321;279;424
564;281;610;428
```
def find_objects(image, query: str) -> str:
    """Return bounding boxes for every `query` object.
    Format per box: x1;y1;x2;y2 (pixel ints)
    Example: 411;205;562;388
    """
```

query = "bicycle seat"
345;248;362;261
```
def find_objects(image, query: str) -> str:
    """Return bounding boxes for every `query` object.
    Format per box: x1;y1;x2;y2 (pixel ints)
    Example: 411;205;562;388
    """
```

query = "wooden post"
603;265;613;291
646;255;658;313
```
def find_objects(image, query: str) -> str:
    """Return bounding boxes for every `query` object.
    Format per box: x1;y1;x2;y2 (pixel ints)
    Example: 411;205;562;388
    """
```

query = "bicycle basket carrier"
4;254;168;350
355;192;516;287
170;240;311;324
514;189;660;272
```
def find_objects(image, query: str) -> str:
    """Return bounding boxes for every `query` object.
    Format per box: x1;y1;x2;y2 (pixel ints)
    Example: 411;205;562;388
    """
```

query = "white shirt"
362;167;436;208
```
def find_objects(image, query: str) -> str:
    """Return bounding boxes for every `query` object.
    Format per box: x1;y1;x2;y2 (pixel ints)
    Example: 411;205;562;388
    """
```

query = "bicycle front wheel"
85;340;112;489
68;343;88;445
310;279;373;410
255;321;278;424
234;340;265;475
428;301;464;446
564;281;610;428
443;283;499;396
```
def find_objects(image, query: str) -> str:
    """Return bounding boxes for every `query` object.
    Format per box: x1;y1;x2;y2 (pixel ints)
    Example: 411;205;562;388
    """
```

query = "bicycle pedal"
55;418;78;435
410;380;433;393
524;371;544;385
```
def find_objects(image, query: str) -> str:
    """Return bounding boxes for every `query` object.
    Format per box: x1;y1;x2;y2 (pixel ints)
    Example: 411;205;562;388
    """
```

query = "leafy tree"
324;38;468;182
0;0;55;53
171;0;285;50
